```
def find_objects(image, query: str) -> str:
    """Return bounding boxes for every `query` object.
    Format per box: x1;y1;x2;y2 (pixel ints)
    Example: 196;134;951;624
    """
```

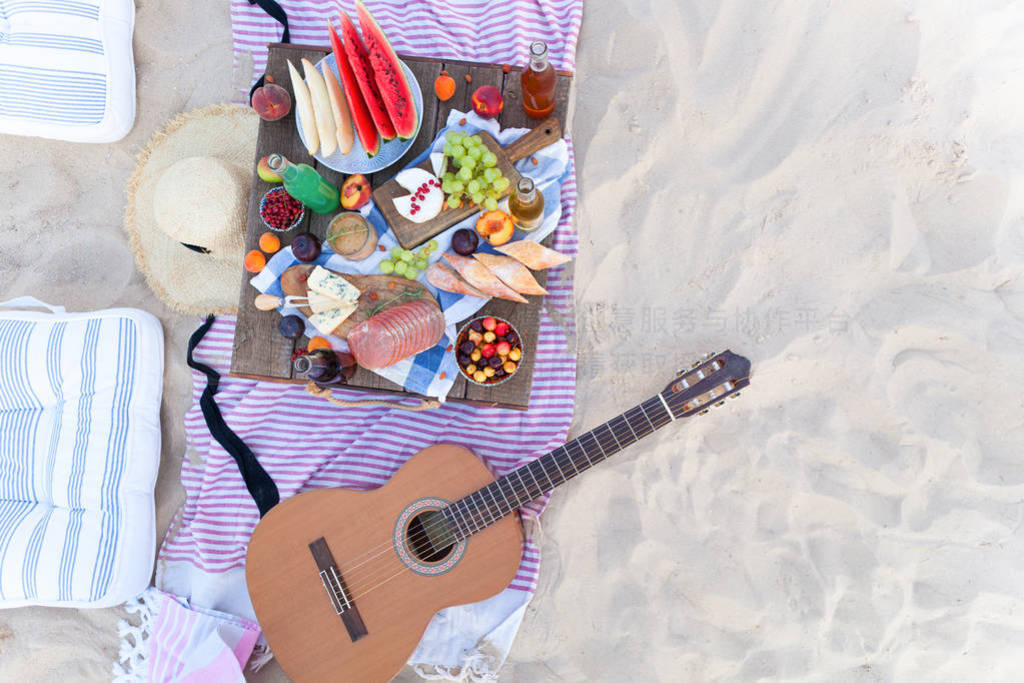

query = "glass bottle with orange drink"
520;40;556;119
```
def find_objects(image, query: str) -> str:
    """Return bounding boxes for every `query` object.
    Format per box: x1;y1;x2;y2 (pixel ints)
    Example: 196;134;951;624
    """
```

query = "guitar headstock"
661;350;751;419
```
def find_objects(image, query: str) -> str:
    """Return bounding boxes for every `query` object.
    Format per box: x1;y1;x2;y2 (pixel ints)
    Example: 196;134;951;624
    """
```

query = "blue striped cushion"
0;0;135;142
0;308;162;607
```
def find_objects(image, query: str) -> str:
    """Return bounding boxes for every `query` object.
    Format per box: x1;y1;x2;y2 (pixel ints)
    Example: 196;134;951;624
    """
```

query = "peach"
340;173;371;209
475;209;515;246
257;156;282;183
471;85;504;119
251;82;292;121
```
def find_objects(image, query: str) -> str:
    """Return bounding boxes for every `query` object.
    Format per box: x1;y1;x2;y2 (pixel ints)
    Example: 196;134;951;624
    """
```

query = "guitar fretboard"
441;393;676;540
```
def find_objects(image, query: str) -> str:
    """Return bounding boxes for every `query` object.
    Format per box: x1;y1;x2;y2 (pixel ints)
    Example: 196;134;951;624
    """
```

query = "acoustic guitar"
246;350;751;681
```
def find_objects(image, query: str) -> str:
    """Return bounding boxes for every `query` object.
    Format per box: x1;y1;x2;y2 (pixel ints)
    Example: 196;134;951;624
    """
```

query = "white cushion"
0;0;136;142
0;303;162;608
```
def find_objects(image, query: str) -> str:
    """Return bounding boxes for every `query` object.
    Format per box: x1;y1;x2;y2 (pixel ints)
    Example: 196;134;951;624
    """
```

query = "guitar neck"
441;393;677;540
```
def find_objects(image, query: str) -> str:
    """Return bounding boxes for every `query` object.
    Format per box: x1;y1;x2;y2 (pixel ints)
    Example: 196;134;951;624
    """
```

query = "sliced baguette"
287;60;319;155
302;58;337;157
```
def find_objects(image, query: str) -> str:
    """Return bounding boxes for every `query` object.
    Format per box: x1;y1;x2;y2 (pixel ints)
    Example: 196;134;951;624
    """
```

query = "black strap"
247;0;291;105
187;316;280;517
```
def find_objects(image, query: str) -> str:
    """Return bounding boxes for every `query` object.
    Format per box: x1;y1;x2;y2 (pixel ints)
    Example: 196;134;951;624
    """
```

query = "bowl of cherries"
455;315;523;385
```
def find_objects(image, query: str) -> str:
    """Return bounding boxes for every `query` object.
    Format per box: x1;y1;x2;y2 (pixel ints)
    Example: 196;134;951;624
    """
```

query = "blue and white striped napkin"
250;110;570;400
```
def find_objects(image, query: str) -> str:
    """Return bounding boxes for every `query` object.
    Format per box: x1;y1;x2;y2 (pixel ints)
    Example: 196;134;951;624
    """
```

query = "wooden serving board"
279;265;435;339
373;117;562;249
230;43;573;410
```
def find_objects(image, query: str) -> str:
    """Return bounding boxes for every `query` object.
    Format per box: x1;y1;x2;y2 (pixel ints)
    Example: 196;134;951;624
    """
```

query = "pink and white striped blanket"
230;0;583;102
116;2;583;679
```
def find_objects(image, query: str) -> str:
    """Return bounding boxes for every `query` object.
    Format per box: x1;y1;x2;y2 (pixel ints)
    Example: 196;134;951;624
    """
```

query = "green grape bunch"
440;130;506;211
378;240;440;279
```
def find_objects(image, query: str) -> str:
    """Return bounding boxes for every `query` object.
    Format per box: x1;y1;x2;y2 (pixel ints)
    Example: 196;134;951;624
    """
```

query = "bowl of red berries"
260;187;305;232
456;315;524;385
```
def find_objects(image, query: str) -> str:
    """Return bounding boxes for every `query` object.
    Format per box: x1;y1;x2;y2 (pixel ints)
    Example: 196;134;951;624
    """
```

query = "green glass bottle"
266;153;340;214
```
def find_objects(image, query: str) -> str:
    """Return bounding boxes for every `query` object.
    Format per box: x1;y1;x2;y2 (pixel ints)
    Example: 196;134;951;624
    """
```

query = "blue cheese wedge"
308;293;344;314
308;301;358;336
307;266;360;303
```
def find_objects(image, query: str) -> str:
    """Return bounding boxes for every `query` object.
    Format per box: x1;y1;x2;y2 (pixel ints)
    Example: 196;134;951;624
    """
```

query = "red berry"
482;317;497;331
496;340;511;356
480;344;496;358
494;322;510;336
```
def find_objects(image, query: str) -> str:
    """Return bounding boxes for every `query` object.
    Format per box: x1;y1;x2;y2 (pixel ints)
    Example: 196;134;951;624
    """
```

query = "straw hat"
125;104;259;315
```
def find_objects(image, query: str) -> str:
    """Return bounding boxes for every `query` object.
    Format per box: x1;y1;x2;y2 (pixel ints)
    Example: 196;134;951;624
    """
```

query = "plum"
451;228;479;256
291;232;321;262
278;315;305;340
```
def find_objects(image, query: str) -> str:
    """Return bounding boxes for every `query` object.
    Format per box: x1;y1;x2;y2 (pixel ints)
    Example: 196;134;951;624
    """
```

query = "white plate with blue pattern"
296;53;423;175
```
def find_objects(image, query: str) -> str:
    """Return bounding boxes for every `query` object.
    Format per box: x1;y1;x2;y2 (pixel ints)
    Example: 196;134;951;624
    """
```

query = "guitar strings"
327;398;670;580
325;399;677;600
333;403;679;605
324;398;676;590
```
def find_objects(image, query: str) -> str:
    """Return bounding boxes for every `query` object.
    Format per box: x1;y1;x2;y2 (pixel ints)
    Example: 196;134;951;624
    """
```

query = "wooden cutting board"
280;265;437;339
373;116;562;249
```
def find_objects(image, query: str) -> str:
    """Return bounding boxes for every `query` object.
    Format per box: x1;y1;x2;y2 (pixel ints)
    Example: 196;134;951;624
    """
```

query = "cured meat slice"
426;262;488;299
442;253;528;303
472;253;548;296
347;299;444;368
494;240;572;270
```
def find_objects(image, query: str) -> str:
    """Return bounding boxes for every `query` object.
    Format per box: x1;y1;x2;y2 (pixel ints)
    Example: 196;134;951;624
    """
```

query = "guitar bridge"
309;537;368;642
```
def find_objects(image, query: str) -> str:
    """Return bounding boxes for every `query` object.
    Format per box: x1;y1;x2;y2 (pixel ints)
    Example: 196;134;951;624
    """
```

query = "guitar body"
246;444;524;682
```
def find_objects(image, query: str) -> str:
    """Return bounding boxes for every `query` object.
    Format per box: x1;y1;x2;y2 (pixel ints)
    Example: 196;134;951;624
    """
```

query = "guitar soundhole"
405;510;455;564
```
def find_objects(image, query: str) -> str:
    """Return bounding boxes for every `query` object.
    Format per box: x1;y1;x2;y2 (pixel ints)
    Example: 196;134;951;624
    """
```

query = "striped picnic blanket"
230;0;583;102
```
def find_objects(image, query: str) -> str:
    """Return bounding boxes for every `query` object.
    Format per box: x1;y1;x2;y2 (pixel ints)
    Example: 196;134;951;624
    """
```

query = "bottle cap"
293;354;312;374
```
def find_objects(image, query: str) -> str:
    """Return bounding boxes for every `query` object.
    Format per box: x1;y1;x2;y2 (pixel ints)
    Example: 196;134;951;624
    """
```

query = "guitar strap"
246;0;291;105
187;316;281;517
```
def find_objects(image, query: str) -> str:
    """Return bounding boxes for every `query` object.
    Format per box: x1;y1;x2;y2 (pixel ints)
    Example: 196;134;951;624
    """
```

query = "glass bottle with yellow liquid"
508;177;544;232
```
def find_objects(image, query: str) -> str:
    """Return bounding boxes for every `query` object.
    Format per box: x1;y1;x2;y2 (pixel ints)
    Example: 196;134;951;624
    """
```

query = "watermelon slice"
328;21;379;157
338;10;396;141
355;0;419;140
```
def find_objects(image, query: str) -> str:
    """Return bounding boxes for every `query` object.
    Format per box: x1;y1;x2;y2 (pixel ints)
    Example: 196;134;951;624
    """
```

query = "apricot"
434;71;456;102
307;336;331;351
258;232;280;253
244;250;266;273
475;209;515;246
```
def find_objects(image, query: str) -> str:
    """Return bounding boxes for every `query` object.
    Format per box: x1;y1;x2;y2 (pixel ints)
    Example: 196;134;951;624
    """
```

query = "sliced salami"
348;299;445;369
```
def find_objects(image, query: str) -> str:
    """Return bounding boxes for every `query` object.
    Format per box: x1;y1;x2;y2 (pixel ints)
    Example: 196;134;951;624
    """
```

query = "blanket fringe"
112;588;162;681
249;640;275;672
413;651;500;682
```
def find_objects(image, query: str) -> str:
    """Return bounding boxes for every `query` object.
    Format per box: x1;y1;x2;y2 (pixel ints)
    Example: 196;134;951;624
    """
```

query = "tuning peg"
698;408;710;415
728;392;741;400
701;351;715;359
714;400;726;408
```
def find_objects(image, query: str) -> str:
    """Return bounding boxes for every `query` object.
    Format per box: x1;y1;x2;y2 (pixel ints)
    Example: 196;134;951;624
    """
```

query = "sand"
2;0;1024;680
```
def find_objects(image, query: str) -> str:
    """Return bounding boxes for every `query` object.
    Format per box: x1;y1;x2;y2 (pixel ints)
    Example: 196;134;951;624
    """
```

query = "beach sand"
3;0;1024;680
